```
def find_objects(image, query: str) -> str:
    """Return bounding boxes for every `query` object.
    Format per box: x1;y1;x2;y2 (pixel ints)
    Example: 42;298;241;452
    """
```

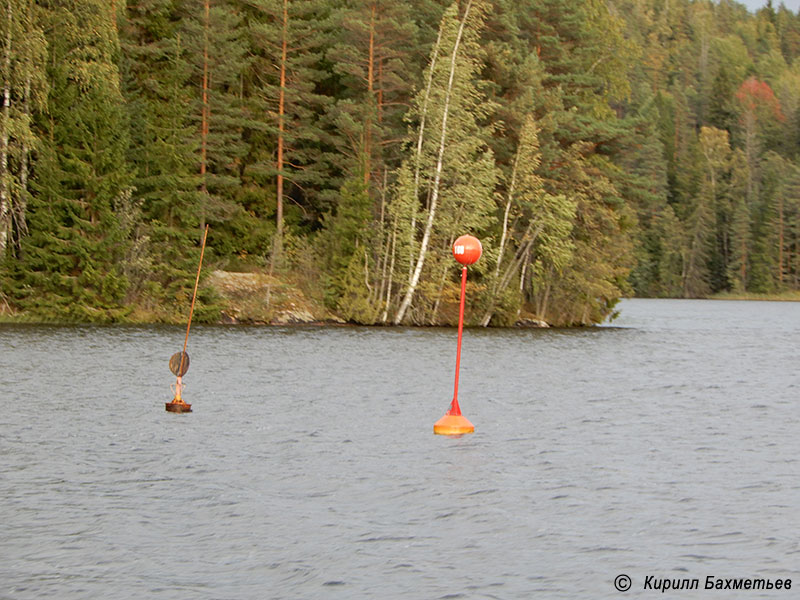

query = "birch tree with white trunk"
0;0;46;258
392;0;496;324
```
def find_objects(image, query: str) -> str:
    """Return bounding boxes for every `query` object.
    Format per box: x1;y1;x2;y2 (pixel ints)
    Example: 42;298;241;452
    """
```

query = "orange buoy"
433;413;475;435
435;235;482;436
452;234;482;265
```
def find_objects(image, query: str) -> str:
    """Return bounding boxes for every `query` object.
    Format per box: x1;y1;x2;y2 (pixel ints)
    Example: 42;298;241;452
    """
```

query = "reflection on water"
1;299;799;598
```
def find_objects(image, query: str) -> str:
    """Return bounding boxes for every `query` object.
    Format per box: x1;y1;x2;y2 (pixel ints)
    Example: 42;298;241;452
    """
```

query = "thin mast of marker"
178;224;209;375
450;265;468;415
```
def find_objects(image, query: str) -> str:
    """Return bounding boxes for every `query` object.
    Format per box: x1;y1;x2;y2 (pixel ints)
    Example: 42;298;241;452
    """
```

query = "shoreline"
4;292;798;327
708;292;800;302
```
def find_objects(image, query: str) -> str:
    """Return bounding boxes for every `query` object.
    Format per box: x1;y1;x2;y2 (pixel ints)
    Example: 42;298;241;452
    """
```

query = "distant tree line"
1;0;799;325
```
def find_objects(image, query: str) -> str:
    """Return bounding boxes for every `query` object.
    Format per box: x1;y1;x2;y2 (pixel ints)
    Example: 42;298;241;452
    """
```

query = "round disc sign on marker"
452;235;482;265
169;351;190;377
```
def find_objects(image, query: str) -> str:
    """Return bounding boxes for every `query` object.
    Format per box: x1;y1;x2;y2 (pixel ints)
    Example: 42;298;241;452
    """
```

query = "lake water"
1;298;799;599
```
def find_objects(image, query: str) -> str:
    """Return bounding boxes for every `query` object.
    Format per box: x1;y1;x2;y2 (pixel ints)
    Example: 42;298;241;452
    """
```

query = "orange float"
452;234;482;265
433;412;475;435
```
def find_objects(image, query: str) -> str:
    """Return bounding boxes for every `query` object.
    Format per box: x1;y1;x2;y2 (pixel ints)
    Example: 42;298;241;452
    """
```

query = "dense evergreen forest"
1;0;799;325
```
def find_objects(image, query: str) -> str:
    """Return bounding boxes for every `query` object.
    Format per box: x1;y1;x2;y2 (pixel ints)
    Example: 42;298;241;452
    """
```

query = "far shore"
709;291;800;302
4;289;799;327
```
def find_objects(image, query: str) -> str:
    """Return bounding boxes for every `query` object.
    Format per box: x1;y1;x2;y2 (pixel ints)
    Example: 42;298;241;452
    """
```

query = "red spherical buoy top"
452;235;482;265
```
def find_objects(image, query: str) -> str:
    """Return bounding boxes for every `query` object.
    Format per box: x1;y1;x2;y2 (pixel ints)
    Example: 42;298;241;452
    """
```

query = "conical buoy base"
165;399;192;413
433;413;474;435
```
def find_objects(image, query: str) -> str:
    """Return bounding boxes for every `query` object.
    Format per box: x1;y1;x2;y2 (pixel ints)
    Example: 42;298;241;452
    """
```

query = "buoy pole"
178;224;209;376
171;376;184;401
434;234;481;435
450;265;468;416
166;224;209;413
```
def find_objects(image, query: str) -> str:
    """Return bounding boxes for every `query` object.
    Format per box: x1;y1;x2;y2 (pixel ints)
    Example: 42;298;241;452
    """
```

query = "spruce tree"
11;0;133;321
120;0;205;312
707;66;739;136
321;175;374;318
616;96;670;296
682;126;730;298
727;148;751;291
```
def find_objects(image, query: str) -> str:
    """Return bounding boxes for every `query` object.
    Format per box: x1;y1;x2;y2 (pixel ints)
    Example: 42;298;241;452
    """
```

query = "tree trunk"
13;71;31;255
481;140;521;325
778;193;784;284
377;56;383;124
111;0;118;31
429;235;455;324
495;148;520;279
536;267;552;319
364;3;375;187
740;236;746;288
406;24;443;285
479;222;541;326
0;0;12;258
381;214;398;323
377;168;389;306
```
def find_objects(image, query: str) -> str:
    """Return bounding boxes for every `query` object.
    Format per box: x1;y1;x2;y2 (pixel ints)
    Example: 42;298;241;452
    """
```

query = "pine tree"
181;0;250;219
511;0;637;323
246;0;332;265
538;143;634;324
326;0;418;185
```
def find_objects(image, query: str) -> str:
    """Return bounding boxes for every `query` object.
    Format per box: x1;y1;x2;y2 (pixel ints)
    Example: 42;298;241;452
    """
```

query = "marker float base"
165;399;192;413
433;413;474;435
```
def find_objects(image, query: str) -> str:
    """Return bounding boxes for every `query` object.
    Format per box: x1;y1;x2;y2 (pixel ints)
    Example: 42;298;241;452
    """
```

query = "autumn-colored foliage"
735;77;785;122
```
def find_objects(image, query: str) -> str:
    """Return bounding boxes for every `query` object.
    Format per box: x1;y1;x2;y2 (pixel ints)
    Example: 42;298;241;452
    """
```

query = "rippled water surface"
2;299;800;599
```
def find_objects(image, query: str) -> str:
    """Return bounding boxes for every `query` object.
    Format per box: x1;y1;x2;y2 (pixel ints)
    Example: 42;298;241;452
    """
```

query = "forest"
1;0;800;326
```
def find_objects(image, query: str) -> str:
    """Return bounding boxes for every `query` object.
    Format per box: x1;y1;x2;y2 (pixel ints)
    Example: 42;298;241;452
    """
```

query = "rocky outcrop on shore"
514;316;550;328
207;270;337;325
206;270;551;328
